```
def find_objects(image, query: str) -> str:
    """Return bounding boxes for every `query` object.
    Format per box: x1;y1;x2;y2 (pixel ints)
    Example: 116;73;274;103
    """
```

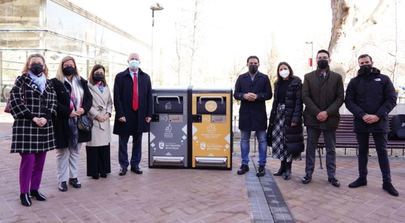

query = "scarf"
29;71;46;93
64;75;84;110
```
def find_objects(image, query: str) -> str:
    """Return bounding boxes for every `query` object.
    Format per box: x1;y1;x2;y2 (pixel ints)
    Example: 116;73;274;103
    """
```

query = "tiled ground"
0;117;250;223
268;156;405;223
1;112;405;223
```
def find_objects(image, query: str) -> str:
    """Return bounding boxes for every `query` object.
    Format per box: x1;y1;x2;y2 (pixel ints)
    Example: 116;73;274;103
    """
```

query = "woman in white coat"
86;64;113;179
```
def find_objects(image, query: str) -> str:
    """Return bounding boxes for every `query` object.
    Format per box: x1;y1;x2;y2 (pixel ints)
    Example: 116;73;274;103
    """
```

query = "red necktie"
132;73;139;111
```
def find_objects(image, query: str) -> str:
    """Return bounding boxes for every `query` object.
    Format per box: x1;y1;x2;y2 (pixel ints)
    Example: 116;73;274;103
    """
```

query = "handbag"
73;103;93;132
4;99;11;113
4;81;26;113
77;114;93;132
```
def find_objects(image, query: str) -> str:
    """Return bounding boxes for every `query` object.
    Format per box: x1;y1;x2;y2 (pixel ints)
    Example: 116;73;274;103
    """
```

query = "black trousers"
86;144;111;176
356;132;391;183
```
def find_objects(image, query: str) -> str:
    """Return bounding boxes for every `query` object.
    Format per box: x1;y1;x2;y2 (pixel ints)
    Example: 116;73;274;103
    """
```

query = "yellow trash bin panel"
191;89;232;169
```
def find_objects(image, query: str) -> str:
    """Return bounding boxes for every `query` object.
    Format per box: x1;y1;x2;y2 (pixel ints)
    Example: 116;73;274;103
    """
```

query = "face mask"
129;60;140;69
358;65;372;75
93;72;104;82
279;69;290;78
248;65;258;74
62;66;76;76
30;63;44;76
317;60;329;69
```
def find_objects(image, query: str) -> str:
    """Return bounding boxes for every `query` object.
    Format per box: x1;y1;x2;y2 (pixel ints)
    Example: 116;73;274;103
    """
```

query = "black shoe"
273;161;286;176
237;164;249;175
301;175;312;184
131;167;143;175
91;175;99;180
256;165;265;177
69;178;81;189
383;182;399;197
58;181;68;192
100;173;107;178
328;177;341;187
348;178;367;188
30;190;46;201
119;168;127;176
20;193;32;207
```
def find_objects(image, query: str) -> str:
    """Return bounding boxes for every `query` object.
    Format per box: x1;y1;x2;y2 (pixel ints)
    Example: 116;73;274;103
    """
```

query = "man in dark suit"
301;49;344;187
113;53;152;176
345;54;398;196
234;55;272;177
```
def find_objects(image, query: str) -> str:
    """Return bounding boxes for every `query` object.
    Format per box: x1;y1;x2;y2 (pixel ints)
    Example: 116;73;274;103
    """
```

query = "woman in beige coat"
86;64;113;179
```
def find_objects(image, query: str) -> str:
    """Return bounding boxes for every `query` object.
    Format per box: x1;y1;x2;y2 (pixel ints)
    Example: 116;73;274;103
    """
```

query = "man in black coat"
234;55;272;177
345;54;399;196
113;53;152;176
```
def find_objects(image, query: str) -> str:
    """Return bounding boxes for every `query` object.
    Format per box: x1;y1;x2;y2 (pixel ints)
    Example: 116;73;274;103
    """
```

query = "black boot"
256;165;266;177
30;190;47;201
273;161;286;176
237;164;249;175
20;193;32;207
283;161;292;180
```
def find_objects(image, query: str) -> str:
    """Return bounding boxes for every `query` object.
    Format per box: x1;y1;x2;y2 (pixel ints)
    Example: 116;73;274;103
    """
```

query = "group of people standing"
234;50;399;197
8;49;399;207
9;52;151;207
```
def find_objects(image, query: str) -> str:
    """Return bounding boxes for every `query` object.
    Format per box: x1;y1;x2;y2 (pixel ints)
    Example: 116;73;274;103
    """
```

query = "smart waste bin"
148;88;192;168
191;89;232;169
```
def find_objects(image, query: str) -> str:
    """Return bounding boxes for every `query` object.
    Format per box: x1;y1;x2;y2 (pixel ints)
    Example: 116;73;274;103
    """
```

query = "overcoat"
302;69;344;130
51;77;92;148
268;76;304;156
87;83;113;146
234;72;272;131
10;75;57;153
113;68;152;135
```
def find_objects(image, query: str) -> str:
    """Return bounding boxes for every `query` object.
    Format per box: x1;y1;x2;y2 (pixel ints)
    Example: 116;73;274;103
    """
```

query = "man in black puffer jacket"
345;54;398;196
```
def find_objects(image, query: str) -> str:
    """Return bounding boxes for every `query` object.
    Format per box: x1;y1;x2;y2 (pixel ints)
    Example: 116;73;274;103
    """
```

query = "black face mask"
62;66;76;76
317;60;329;70
248;65;258;74
93;72;104;82
358;65;372;75
30;63;44;76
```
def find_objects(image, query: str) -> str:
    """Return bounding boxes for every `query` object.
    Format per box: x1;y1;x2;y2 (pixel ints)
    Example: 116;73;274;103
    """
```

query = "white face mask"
279;69;290;78
128;59;140;69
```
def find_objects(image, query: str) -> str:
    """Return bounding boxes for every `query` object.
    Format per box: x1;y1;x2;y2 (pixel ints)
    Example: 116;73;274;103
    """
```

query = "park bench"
316;114;405;169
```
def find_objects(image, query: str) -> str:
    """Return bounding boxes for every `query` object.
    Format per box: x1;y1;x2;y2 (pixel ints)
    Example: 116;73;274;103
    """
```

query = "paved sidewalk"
268;156;405;223
0;117;404;222
0;120;250;223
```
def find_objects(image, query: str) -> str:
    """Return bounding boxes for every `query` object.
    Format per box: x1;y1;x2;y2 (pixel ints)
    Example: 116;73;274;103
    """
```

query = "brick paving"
1;112;405;222
268;156;405;223
0;117;250;223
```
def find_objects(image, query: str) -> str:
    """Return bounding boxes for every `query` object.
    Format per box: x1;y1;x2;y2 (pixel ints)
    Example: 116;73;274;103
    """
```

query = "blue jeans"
240;130;267;166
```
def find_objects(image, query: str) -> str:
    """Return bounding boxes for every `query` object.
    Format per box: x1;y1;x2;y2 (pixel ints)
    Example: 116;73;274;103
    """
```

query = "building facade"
0;0;150;102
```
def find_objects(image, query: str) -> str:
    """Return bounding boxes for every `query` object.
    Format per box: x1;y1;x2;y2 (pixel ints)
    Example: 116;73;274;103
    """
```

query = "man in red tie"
113;53;152;176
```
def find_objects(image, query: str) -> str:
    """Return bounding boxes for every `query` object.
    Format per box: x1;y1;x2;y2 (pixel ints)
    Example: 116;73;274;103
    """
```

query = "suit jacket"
234;72;272;131
113;68;152;135
10;75;57;153
87;83;113;146
302;69;344;130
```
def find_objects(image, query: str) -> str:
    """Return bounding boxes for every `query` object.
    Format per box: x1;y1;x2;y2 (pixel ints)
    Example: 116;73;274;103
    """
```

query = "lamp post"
305;41;314;68
150;3;164;84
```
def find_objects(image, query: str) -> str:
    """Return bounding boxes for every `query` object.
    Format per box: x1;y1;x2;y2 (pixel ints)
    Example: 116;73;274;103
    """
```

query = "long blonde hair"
55;56;80;82
21;54;49;77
